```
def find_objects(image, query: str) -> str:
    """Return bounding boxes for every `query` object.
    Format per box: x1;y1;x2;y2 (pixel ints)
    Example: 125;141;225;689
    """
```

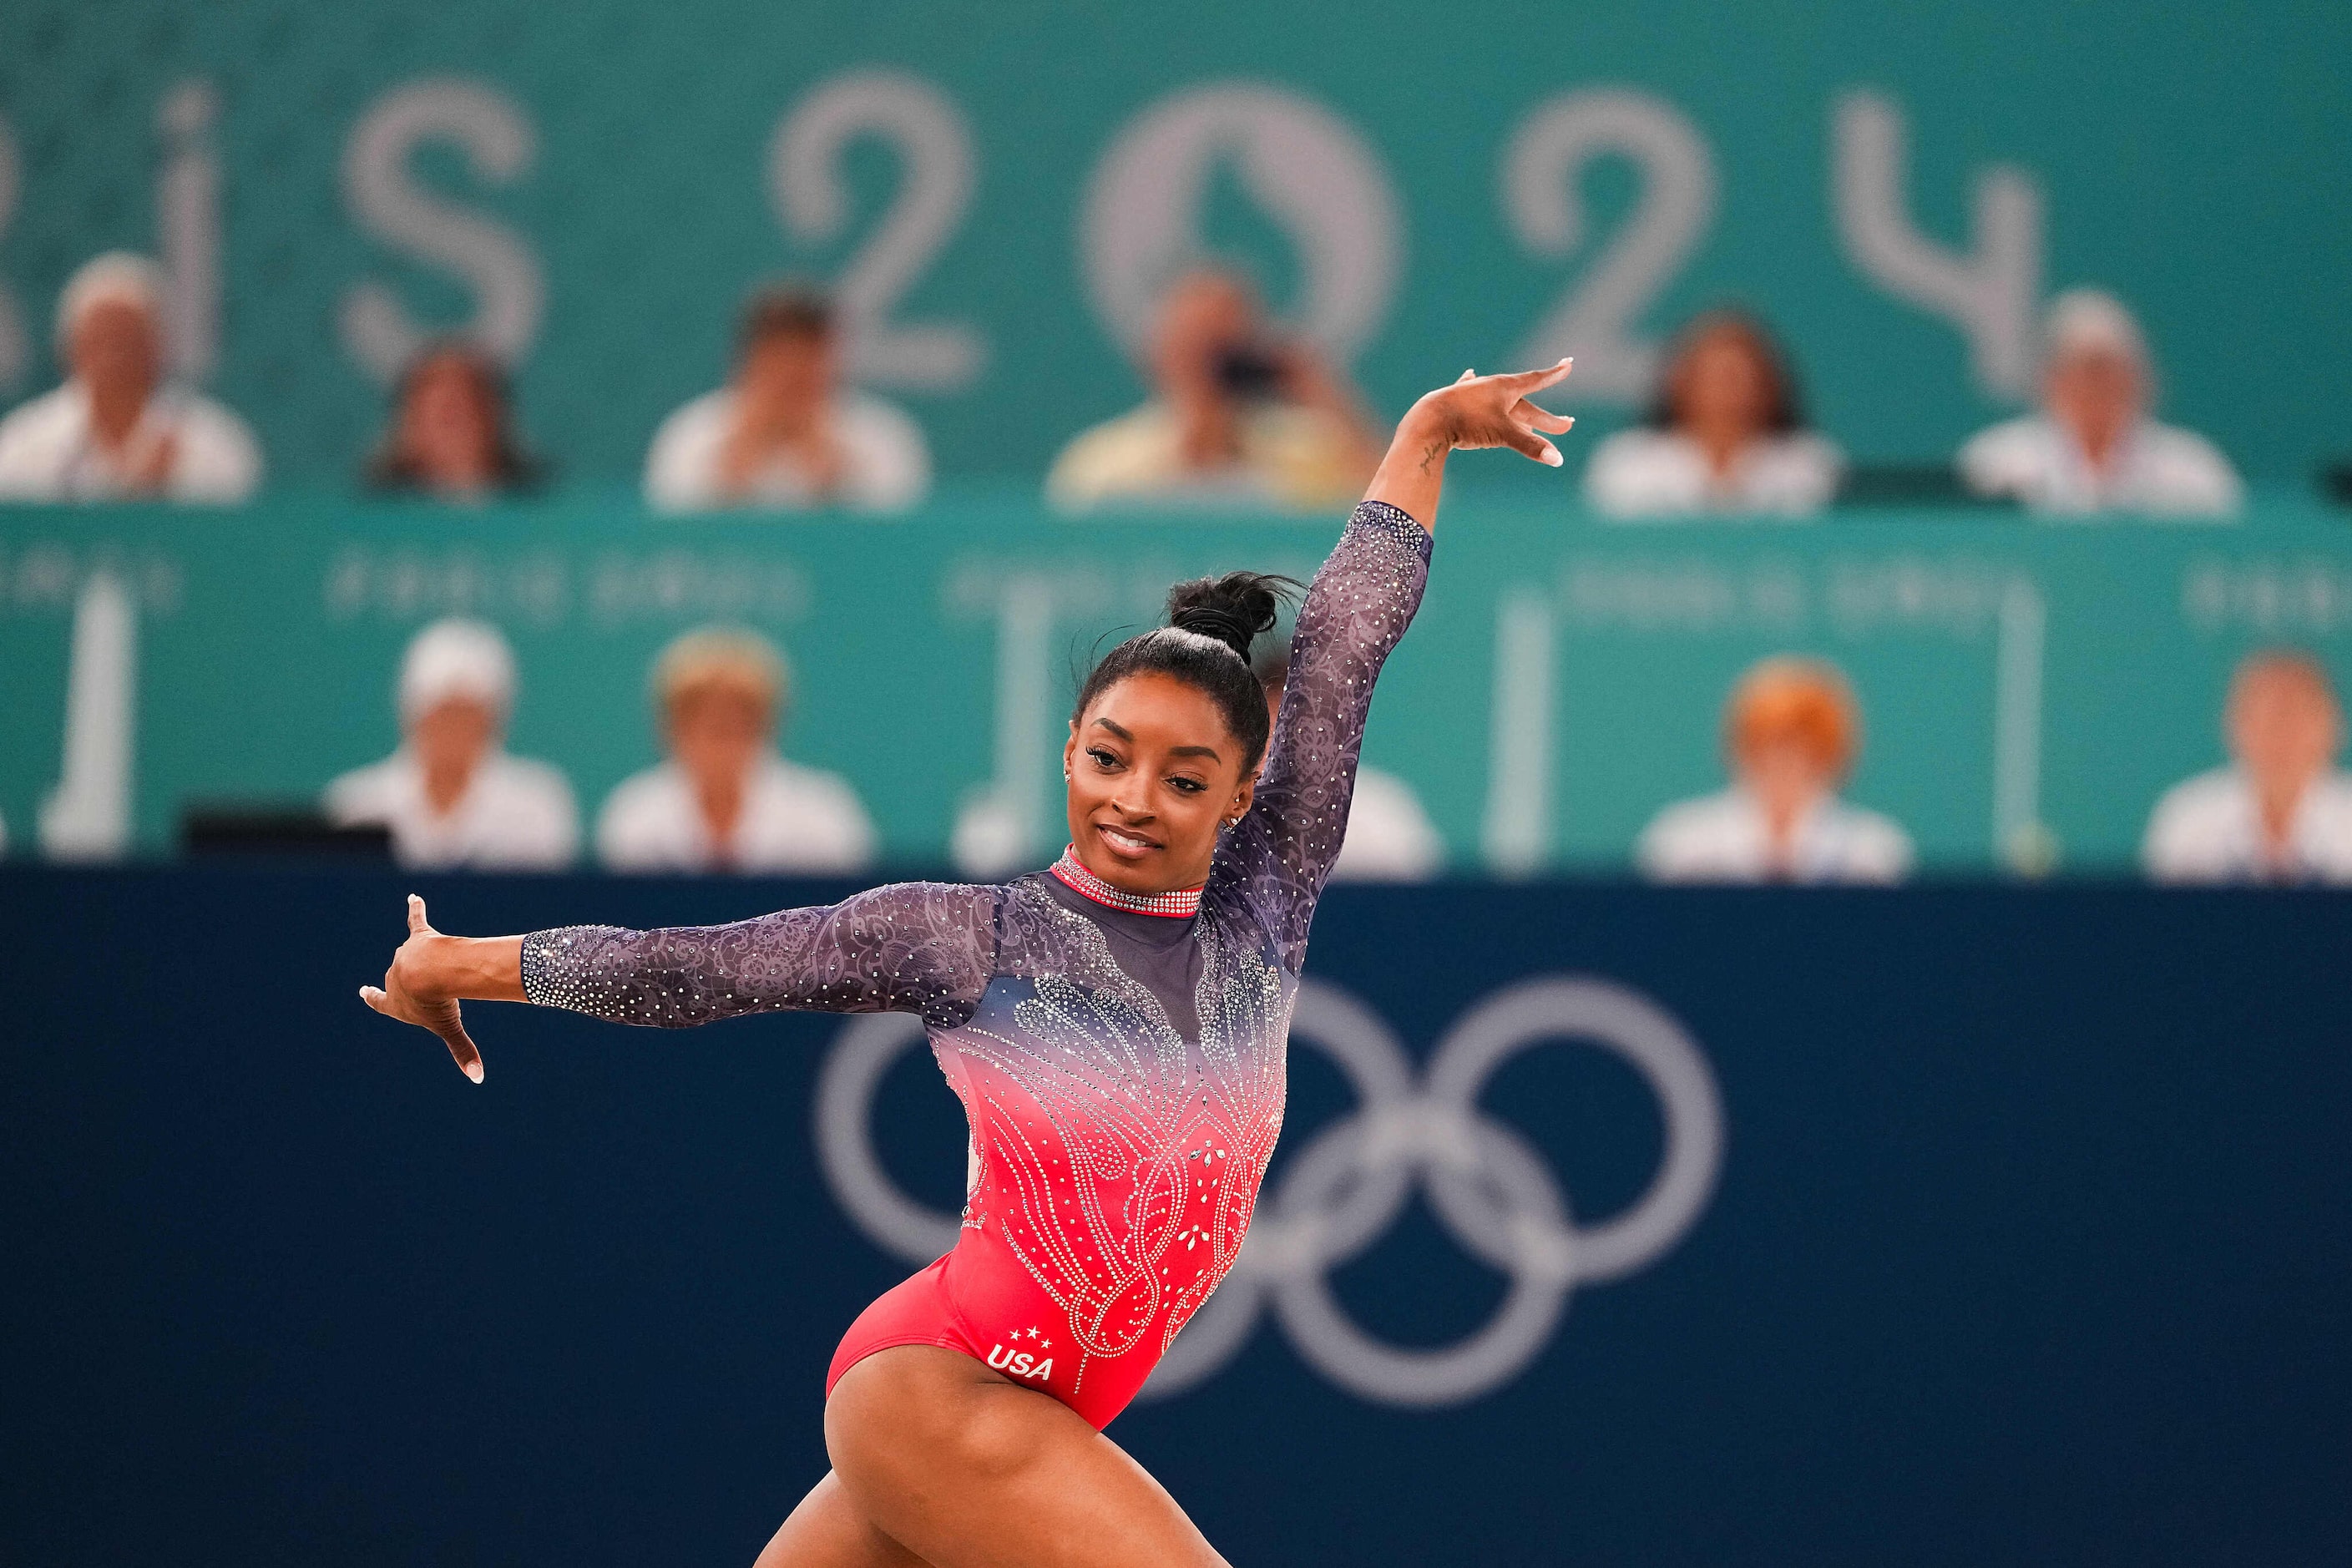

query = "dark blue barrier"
4;867;2349;1565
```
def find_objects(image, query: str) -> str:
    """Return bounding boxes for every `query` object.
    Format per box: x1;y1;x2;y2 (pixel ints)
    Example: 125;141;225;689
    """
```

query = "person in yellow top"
1047;268;1382;514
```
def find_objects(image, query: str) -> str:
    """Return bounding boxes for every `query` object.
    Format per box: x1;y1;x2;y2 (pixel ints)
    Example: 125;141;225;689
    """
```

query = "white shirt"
0;380;262;503
1959;415;2242;518
642;388;930;514
2142;766;2352;884
1045;400;1366;515
597;756;876;874
1637;787;1914;884
1328;766;1444;883
324;749;579;871
1583;428;1844;519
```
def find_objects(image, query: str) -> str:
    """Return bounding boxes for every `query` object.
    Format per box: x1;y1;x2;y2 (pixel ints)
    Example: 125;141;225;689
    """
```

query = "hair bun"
1165;571;1296;663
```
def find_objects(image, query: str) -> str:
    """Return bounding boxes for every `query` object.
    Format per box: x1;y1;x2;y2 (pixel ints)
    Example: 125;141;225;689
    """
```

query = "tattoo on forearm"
1415;439;1447;475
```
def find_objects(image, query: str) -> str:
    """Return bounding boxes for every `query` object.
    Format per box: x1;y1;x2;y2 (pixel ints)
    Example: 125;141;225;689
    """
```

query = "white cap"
398;618;516;725
55;251;165;353
2042;288;2149;373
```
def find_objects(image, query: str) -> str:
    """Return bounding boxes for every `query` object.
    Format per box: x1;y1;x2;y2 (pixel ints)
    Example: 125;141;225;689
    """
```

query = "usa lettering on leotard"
985;1344;1055;1381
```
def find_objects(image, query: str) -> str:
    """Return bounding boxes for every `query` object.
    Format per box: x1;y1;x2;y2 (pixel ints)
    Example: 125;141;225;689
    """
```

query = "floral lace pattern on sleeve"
518;880;999;1030
1210;498;1431;968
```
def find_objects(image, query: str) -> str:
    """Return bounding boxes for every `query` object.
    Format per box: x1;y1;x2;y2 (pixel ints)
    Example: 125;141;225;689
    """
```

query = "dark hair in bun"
1166;572;1287;660
1073;571;1302;771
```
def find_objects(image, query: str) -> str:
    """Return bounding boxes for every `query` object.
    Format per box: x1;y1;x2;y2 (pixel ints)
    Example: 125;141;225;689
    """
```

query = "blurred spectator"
1639;656;1912;883
364;340;544;500
324;619;579;870
0;253;261;503
2142;651;2352;883
1960;290;2241;517
598;627;875;873
1047;268;1380;513
644;286;928;514
1584;311;1843;518
1259;650;1442;881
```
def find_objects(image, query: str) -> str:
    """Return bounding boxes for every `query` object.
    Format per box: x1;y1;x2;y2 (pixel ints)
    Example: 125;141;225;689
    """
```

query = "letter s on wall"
0;114;27;392
339;78;544;383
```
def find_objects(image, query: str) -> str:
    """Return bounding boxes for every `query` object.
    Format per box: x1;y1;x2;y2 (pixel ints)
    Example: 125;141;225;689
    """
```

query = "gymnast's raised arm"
1215;361;1574;959
359;884;997;1081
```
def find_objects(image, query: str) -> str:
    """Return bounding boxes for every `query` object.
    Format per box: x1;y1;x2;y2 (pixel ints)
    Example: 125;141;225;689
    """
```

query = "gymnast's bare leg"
752;1348;1228;1568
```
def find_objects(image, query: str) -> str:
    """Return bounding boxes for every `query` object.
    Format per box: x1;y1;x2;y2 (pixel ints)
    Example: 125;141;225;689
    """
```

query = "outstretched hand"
1421;359;1577;466
1367;358;1577;526
360;893;486;1083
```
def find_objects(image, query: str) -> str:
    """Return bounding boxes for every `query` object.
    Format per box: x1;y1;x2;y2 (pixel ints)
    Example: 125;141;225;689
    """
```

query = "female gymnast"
360;359;1576;1568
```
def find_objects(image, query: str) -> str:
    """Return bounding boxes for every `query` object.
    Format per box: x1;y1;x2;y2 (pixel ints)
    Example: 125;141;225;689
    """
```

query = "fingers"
1500;422;1564;468
407;892;429;936
362;976;484;1085
1504;357;1574;392
1456;367;1477;383
438;1020;486;1085
1515;400;1576;435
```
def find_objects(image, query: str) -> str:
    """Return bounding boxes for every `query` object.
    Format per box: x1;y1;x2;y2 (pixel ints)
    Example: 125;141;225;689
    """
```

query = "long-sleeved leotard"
518;499;1430;1428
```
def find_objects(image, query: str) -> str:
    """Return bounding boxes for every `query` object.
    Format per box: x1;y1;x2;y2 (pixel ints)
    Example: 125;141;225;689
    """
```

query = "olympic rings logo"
812;975;1723;1408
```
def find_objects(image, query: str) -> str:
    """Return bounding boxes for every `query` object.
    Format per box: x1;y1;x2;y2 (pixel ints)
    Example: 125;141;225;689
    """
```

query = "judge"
1639;656;1913;884
597;627;876;874
325;619;578;870
2144;651;2352;883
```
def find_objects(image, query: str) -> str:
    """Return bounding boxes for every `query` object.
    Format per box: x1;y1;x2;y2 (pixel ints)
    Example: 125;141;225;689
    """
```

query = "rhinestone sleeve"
1210;498;1432;967
517;880;1000;1029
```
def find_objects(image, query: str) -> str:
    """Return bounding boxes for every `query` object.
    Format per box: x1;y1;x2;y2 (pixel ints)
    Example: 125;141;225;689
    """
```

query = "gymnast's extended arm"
359;884;996;1082
1215;360;1575;962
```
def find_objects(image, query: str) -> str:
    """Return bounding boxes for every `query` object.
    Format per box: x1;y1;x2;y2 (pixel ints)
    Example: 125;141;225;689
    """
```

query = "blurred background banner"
0;1;2344;489
6;867;2349;1564
5;498;2350;872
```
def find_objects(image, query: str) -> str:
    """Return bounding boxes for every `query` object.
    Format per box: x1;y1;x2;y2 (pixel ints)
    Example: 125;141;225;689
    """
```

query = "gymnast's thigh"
752;1471;931;1568
822;1346;1229;1568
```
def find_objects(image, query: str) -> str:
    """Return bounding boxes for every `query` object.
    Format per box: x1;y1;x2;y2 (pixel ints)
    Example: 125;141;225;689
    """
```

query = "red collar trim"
1048;847;1203;918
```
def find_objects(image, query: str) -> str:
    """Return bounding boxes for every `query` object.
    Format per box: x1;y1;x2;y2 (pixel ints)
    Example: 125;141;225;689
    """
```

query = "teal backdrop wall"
6;496;2352;873
0;1;2346;490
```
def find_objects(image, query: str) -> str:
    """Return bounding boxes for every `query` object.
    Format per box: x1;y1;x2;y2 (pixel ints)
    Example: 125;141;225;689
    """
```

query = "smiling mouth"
1094;822;1162;857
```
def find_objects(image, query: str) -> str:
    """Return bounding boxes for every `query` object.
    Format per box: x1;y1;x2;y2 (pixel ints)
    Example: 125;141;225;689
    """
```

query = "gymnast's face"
1064;672;1256;895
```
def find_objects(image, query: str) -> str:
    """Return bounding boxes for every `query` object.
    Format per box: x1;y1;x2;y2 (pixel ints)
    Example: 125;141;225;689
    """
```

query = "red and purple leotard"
518;500;1430;1429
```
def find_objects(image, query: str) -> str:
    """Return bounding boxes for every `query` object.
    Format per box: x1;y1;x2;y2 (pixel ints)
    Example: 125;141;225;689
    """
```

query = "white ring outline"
812;974;1722;1407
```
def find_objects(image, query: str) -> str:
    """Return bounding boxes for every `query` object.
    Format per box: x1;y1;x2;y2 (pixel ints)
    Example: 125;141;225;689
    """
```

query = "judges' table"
3;867;2347;1565
1;491;2349;872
